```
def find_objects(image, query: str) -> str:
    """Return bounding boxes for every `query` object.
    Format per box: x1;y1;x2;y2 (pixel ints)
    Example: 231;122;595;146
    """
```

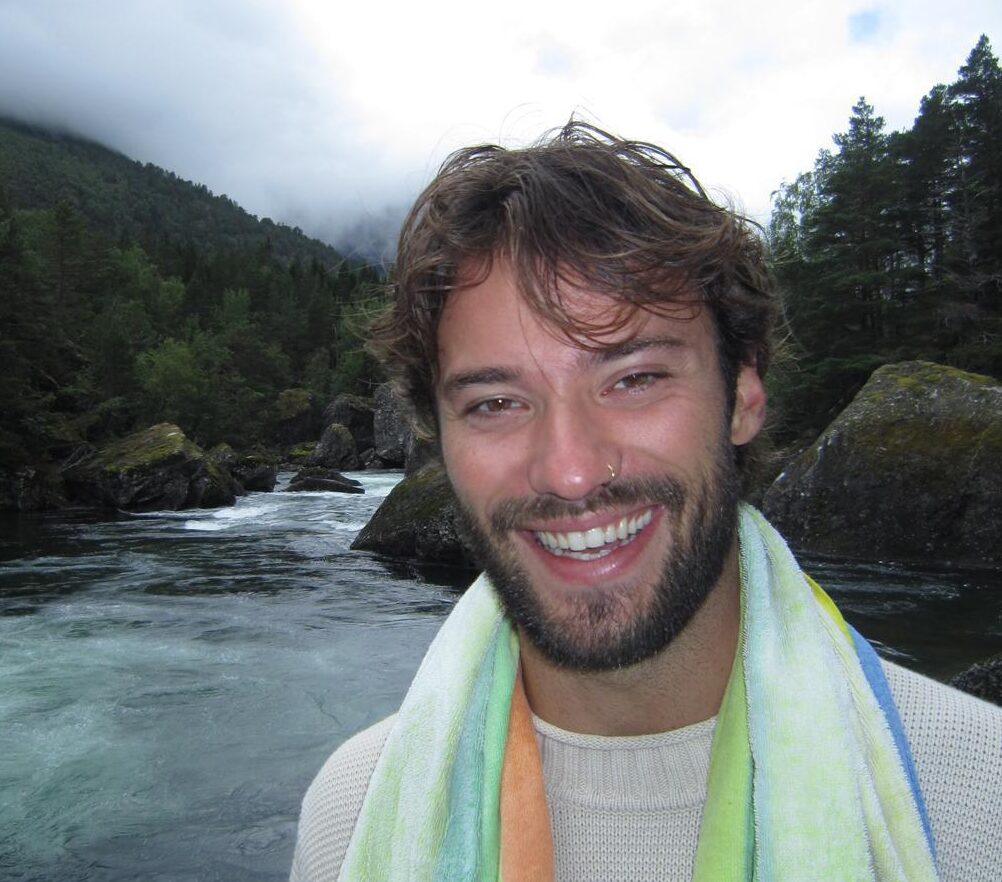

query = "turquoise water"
0;472;461;882
1;475;1000;880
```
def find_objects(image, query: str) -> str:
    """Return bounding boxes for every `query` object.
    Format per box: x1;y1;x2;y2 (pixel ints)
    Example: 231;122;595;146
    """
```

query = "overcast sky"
1;1;999;255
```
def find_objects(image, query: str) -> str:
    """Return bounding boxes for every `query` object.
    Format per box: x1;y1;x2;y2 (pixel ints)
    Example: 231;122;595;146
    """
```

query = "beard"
452;440;741;672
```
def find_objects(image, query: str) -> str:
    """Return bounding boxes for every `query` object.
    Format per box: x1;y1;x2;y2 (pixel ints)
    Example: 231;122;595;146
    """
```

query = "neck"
518;545;741;737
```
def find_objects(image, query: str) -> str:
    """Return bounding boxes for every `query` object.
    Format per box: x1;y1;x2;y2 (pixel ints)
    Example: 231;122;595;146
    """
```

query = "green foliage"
137;338;208;431
0;118;344;267
0;122;383;467
332;346;385;398
769;37;1002;441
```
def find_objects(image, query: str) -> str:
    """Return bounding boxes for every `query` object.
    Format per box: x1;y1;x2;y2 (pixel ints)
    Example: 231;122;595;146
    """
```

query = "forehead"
435;260;717;381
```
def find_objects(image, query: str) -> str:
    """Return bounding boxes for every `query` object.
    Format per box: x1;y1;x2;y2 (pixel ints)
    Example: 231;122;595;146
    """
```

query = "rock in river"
288;467;364;494
762;361;1002;566
351;461;475;566
62;423;237;511
372;383;411;468
306;422;360;471
323;394;374;456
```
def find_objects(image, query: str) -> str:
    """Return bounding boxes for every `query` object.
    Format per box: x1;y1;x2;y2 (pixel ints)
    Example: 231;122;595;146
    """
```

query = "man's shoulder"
313;715;396;792
290;715;396;882
883;660;1002;881
884;658;1001;750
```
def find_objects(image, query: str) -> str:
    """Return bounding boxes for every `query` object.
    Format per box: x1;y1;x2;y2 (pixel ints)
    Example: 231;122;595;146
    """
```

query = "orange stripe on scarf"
499;671;554;882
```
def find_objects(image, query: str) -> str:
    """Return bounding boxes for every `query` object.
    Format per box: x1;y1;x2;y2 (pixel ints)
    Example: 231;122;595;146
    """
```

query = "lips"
531;507;655;561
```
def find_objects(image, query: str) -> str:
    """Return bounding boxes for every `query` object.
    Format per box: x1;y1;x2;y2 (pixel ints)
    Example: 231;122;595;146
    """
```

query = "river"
1;472;1000;881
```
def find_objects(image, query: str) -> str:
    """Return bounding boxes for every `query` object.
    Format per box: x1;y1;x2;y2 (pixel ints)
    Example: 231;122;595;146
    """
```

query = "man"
291;123;1002;881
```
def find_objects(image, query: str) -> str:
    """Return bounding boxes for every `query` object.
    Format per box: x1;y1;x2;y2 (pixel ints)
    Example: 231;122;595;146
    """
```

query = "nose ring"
607;463;617;482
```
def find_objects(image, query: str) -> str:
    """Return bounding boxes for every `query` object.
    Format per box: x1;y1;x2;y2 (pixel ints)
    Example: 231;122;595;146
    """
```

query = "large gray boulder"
202;443;247;505
351;461;475;566
307;422;360;470
231;451;278;492
323;394;375;454
62;423;236;511
372;383;412;467
288;466;364;495
762;361;1002;566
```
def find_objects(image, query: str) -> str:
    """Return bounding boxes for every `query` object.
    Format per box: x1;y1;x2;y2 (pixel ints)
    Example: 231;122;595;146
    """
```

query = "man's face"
435;261;765;671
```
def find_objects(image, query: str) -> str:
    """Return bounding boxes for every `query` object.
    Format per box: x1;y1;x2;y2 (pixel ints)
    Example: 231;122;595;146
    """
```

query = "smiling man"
291;124;1002;882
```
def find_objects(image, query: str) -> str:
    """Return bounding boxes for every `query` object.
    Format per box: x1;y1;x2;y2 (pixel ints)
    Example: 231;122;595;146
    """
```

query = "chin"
453;459;740;672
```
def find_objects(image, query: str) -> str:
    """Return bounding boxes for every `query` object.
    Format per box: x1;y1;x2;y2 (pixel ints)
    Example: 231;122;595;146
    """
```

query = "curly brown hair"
370;121;778;478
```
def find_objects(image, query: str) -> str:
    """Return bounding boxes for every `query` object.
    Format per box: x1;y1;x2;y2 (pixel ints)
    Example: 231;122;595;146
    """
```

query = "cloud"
1;0;999;251
0;0;413;246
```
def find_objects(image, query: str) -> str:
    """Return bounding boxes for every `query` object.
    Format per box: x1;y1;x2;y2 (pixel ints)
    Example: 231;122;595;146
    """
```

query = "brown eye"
613;372;661;391
469;397;524;415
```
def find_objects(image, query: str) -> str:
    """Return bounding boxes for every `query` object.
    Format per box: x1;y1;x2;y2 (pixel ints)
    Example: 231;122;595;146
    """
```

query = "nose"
526;399;618;501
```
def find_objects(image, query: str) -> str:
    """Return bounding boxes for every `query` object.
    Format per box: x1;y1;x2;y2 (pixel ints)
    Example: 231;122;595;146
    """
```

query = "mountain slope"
0;117;343;267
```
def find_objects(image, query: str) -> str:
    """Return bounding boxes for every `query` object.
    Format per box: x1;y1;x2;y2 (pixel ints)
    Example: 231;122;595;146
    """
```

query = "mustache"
489;475;687;534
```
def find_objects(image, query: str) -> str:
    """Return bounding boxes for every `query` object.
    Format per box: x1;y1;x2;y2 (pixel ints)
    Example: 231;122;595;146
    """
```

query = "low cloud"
1;0;998;255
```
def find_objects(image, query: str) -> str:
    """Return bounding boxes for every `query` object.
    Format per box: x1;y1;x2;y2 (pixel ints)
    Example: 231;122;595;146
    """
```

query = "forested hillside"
768;35;1002;441
0;119;384;469
0;119;343;267
3;36;999;479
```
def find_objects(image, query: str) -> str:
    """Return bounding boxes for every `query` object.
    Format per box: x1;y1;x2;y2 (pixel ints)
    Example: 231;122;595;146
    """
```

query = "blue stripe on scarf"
850;626;936;856
434;622;504;879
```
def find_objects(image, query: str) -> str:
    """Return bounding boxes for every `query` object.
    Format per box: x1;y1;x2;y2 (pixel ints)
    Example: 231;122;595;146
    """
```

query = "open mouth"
532;508;655;561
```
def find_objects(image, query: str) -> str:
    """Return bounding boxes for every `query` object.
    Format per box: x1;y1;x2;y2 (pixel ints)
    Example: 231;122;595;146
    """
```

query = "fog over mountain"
0;1;423;258
2;0;999;261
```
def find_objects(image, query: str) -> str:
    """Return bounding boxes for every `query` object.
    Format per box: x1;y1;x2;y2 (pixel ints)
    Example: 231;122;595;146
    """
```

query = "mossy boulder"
284;442;317;465
323;394;375;455
950;654;1002;706
204;443;247;503
762;361;1002;565
351;461;476;566
307;422;360;470
231;450;278;492
62;423;236;511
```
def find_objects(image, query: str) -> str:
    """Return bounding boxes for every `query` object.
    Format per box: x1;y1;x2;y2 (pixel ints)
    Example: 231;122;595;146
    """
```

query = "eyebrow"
440;366;520;399
585;335;687;366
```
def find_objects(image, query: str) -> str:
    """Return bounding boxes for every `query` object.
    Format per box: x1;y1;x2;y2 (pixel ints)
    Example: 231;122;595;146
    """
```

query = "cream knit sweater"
290;661;1002;881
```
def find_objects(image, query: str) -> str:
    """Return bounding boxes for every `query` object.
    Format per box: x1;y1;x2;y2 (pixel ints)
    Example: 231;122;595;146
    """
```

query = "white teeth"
584;527;605;549
533;508;655;558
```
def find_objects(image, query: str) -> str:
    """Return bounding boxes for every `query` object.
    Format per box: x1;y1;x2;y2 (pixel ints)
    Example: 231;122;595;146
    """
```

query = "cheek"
617;405;716;467
441;430;522;509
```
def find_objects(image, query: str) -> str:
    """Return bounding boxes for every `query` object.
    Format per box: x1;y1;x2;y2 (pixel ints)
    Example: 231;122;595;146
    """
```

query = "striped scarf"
338;505;938;881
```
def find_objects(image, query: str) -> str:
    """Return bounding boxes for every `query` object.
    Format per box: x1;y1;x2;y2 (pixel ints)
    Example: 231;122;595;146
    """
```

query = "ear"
730;363;766;446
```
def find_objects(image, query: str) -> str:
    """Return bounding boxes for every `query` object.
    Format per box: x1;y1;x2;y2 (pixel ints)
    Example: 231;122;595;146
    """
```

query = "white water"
0;472;466;882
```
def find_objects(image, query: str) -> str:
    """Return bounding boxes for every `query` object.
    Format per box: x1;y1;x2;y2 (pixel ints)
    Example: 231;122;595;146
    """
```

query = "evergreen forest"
768;36;1002;442
0;119;384;470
